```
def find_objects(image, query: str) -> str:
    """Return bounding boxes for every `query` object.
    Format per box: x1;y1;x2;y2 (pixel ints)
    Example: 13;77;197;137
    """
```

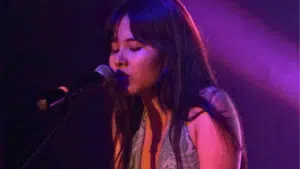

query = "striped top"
129;108;199;169
128;87;228;169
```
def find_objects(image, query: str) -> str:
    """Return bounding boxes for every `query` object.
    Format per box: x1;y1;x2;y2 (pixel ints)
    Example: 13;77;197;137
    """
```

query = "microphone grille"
94;65;114;81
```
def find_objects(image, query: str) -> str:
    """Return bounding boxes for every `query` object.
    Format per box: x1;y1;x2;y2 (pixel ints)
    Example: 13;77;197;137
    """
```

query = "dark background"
4;0;299;169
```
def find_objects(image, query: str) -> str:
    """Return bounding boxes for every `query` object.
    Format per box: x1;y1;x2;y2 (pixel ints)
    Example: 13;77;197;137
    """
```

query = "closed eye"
127;40;143;52
129;47;142;52
111;49;119;54
110;38;144;53
111;42;119;54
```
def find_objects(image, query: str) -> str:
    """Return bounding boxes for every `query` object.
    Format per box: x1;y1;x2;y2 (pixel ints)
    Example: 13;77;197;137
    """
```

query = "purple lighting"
183;0;299;109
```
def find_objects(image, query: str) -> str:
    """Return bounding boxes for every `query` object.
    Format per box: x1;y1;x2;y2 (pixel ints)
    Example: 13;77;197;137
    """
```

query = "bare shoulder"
187;86;242;139
188;86;240;123
186;86;242;168
198;87;242;139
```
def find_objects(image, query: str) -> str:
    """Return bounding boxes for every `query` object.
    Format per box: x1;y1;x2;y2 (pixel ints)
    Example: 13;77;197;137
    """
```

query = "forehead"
114;15;134;41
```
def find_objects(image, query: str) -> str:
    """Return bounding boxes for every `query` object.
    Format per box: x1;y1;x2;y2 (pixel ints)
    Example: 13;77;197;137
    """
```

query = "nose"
114;51;128;68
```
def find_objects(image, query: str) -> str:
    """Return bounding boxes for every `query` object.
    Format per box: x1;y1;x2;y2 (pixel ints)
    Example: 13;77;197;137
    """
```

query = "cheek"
148;56;163;75
108;55;116;70
136;57;163;83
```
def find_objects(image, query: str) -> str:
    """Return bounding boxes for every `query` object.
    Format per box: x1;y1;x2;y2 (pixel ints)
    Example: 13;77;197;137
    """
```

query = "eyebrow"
125;38;138;42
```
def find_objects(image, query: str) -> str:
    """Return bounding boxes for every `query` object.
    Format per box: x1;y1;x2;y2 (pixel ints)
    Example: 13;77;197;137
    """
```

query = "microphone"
36;65;114;111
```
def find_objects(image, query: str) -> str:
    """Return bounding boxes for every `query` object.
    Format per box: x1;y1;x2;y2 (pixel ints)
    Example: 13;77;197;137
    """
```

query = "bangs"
105;4;127;42
106;0;173;48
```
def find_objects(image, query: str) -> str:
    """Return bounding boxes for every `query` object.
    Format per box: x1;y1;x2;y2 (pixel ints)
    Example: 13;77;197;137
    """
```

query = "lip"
114;69;130;77
116;75;129;81
114;70;130;87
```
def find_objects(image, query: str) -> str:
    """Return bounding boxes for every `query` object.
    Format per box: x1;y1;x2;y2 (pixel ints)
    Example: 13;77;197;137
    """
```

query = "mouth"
114;69;129;77
114;70;130;87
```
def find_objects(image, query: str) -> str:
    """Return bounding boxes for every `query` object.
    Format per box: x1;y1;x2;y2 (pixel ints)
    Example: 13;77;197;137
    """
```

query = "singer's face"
109;15;164;96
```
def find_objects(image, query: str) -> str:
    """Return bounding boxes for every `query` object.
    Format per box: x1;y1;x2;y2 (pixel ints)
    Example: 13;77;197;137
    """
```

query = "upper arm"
187;89;242;169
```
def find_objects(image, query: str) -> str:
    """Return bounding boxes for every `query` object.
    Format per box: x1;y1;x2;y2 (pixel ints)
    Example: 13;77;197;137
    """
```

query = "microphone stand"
20;90;74;169
20;69;113;169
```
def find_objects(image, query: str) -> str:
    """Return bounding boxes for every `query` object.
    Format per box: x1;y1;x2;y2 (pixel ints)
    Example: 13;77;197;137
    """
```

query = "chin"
126;88;140;96
118;85;140;96
128;87;155;98
118;84;147;97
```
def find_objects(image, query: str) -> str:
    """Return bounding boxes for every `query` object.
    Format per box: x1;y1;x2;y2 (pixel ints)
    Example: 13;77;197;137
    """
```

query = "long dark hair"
105;0;247;169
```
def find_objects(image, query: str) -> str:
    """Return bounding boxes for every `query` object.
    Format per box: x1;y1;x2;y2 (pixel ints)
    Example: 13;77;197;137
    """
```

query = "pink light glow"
184;0;299;109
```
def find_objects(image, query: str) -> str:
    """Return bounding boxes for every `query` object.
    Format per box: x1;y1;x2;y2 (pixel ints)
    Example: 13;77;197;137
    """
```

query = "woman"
106;0;246;169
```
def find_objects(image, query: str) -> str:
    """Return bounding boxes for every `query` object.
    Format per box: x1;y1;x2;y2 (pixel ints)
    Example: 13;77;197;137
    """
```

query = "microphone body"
37;65;114;111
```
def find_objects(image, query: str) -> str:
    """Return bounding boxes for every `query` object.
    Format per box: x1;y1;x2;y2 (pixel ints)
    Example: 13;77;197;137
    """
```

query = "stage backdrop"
5;0;299;169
